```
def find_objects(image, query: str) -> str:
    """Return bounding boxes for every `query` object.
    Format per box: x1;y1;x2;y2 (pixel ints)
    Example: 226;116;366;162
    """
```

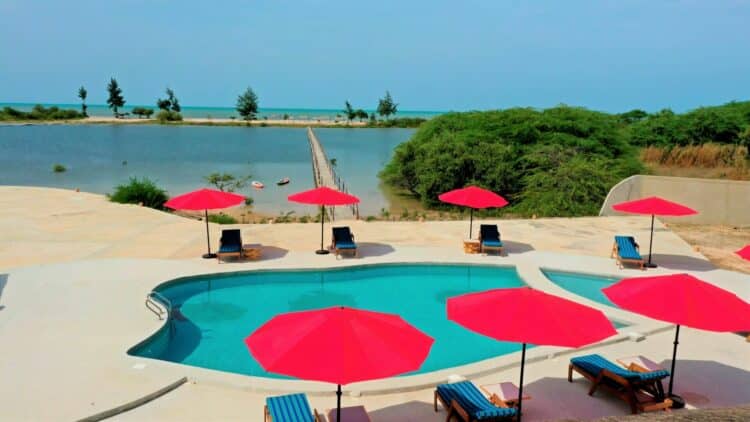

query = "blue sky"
1;0;749;112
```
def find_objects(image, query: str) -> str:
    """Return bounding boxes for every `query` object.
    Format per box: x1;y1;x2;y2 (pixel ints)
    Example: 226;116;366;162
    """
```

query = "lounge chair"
331;226;357;257
217;229;242;262
568;354;672;414
611;235;645;270
434;381;518;421
479;225;504;255
265;393;321;422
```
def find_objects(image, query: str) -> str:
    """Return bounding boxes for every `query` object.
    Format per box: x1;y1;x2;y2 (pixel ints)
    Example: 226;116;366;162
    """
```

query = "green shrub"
52;164;66;173
207;213;237;224
365;215;377;222
0;105;84;121
132;107;154;119
156;110;183;123
381;107;642;217
244;196;255;206
109;177;168;209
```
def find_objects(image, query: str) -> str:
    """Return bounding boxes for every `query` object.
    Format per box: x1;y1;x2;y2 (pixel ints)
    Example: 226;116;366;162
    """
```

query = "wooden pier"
307;127;359;219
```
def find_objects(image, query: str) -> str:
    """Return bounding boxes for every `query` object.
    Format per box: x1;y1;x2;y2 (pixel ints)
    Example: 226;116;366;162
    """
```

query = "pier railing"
307;127;359;220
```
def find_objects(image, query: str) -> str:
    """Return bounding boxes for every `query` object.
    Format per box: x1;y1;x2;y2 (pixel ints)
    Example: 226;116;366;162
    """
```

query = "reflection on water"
0;125;414;215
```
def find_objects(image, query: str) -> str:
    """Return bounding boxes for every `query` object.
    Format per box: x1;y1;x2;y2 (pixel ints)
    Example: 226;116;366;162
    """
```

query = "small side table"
481;382;531;407
242;244;262;260
463;239;481;254
616;355;664;373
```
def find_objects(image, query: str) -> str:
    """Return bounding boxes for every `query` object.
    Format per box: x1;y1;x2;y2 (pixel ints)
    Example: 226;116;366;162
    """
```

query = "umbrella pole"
517;343;526;421
667;324;685;408
336;384;342;422
202;209;217;259
645;214;657;268
469;208;474;239
316;205;330;255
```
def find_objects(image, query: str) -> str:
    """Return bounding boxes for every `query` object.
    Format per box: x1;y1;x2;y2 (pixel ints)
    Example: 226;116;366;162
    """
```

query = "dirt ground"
669;222;750;274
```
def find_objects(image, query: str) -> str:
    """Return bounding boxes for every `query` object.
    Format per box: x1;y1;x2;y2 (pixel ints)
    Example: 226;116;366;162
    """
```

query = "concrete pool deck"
0;186;749;421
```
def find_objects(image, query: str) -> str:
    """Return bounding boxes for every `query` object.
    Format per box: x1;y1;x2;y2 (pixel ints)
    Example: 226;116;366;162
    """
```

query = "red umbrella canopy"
439;186;509;209
447;287;617;348
612;196;697;216
288;187;360;206
245;306;434;385
603;273;750;332
736;245;750;261
164;188;245;210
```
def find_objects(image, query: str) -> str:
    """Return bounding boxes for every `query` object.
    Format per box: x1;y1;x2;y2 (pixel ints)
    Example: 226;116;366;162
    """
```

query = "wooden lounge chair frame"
568;362;672;414
217;229;243;262
479;225;504;256
611;237;645;270
434;389;516;422
331;227;358;257
264;404;321;422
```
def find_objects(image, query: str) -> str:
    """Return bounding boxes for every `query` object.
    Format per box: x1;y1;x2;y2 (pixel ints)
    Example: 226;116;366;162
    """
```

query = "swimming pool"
130;264;527;379
543;270;620;307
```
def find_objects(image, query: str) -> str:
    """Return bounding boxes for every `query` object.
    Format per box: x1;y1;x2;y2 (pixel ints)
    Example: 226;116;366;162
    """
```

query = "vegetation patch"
0;105;85;121
381;107;643;217
52;163;67;173
109;177;168;209
207;213;237;224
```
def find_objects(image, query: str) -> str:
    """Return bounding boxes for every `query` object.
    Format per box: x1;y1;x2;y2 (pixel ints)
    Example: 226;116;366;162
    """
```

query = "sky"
1;0;749;112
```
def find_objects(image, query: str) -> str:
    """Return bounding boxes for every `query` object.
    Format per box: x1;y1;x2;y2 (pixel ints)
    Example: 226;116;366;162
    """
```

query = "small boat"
251;181;264;189
276;177;290;186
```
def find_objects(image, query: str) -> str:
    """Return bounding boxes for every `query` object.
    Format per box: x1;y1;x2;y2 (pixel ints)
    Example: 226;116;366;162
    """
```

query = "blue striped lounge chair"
611;235;645;270
479;225;504;255
331;226;357;257
568;354;672;414
434;381;518;421
217;229;242;262
264;393;321;422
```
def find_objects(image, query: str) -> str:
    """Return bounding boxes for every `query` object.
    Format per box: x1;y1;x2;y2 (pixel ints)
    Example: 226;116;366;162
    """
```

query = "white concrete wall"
600;175;750;226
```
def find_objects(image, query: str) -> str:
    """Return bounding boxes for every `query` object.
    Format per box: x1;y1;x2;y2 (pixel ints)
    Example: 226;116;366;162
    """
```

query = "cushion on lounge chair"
480;225;501;241
218;244;241;253
332;227;356;249
571;354;669;382
436;381;517;420
266;393;315;422
482;240;504;247
614;236;642;261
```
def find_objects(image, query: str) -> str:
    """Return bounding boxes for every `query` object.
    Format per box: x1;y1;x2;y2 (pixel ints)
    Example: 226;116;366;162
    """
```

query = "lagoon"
0;125;414;215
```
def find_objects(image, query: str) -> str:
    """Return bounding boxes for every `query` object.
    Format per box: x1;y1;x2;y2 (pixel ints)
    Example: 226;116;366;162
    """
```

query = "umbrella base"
202;253;217;259
645;262;658;268
315;249;330;255
669;394;685;409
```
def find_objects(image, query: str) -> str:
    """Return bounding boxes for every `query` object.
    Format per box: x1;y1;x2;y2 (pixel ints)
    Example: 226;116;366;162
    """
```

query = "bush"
244;197;254;206
381;107;642;217
132;107;154;119
109;177;168;209
0;105;84;121
52;164;66;173
156;110;183;123
207;213;237;224
368;117;426;128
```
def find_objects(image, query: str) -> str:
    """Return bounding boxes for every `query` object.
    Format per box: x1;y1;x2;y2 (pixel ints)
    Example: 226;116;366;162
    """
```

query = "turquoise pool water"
130;264;527;379
543;270;620;307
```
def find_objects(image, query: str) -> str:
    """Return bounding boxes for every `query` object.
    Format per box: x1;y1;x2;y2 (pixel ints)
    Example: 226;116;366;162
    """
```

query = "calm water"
1;102;444;120
130;264;527;378
0;125;414;215
543;270;619;307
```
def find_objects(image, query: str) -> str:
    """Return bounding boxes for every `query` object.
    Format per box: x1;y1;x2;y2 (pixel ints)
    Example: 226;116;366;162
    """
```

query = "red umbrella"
735;245;750;261
165;188;245;258
288;187;360;254
246;306;434;421
448;287;616;420
439;186;509;238
603;273;750;407
612;196;697;267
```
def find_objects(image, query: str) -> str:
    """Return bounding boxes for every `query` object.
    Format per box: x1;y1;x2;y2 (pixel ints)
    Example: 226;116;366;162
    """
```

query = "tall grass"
641;144;748;167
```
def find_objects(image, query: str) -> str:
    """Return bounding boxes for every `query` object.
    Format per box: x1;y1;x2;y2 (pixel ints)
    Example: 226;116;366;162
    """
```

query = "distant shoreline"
1;116;374;128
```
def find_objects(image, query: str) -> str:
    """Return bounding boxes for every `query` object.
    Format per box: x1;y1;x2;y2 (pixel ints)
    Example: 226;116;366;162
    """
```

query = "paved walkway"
1;187;748;421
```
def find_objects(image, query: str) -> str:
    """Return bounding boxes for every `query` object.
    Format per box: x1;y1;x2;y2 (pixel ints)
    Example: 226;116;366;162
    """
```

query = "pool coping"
126;255;676;396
